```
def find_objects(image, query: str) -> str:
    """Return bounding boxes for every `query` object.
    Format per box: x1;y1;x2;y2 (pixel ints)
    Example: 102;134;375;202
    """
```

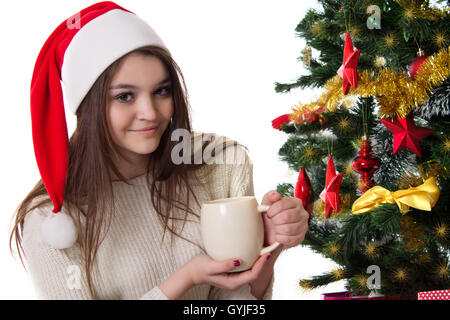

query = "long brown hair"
10;45;221;299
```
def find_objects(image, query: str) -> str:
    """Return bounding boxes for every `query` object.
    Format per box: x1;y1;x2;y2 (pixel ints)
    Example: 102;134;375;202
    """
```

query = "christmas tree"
272;0;449;299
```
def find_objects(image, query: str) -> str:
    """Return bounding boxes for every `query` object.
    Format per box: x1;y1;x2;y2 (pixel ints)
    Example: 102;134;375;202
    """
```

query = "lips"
130;126;158;131
129;126;158;136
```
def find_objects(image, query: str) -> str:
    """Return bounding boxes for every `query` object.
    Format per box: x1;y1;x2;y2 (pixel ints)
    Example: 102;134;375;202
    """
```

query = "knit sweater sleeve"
22;206;170;300
22;206;92;299
208;142;275;300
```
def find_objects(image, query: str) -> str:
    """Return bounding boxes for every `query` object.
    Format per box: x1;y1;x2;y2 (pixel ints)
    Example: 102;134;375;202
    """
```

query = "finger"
207;258;242;275
276;234;305;248
274;221;303;236
271;208;302;225
233;253;271;283
261;190;281;206
251;253;272;275
267;197;299;218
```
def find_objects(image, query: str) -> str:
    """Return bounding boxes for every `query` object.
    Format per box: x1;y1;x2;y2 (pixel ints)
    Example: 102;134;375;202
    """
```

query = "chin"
133;142;162;155
131;146;158;155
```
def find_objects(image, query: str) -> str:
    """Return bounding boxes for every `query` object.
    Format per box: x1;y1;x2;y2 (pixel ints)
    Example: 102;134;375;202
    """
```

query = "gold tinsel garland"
289;47;450;119
312;193;351;220
397;161;448;189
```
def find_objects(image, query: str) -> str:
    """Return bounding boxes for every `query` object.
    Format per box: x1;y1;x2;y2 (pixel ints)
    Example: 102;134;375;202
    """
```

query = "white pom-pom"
41;211;78;249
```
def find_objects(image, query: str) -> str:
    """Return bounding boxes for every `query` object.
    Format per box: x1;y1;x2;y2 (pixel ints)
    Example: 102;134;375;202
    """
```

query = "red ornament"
337;31;360;95
409;49;428;80
320;156;343;218
294;167;314;214
272;114;291;130
292;105;327;126
380;114;434;157
352;136;381;193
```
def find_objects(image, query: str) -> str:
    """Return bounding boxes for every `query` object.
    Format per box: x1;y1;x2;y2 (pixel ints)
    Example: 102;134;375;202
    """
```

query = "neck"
111;153;149;181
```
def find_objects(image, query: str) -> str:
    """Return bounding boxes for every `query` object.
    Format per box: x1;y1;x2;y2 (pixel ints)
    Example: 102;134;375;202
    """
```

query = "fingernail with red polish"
266;254;271;261
233;259;241;266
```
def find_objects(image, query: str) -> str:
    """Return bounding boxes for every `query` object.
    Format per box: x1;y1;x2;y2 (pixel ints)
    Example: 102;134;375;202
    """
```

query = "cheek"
108;106;130;138
162;100;174;121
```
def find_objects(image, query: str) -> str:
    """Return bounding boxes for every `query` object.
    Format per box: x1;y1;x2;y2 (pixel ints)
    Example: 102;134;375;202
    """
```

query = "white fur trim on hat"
61;9;167;114
41;211;78;249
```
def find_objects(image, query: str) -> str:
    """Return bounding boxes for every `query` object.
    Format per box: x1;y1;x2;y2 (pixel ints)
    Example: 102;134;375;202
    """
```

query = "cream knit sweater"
21;134;274;300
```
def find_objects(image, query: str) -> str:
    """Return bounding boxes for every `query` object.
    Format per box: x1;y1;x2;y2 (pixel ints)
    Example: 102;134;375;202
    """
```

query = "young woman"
10;1;309;300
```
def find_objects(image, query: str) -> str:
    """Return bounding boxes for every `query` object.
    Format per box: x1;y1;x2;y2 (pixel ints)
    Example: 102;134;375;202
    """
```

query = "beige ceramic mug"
200;196;280;272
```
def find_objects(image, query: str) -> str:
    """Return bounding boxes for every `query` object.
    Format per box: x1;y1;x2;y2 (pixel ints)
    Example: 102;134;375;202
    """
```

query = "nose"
136;95;158;120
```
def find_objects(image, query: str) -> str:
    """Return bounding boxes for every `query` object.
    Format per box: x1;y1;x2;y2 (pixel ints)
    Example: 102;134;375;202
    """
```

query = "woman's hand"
160;192;308;300
186;253;272;291
261;190;309;249
247;191;309;299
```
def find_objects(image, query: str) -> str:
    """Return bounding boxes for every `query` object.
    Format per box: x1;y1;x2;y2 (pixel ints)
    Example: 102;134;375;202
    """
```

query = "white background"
0;0;345;299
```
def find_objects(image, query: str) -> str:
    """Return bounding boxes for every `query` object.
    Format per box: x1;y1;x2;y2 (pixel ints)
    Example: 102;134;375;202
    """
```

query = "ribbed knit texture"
21;134;274;300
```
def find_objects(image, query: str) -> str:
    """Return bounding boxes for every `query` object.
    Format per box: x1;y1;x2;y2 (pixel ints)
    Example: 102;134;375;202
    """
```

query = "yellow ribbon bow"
352;177;440;214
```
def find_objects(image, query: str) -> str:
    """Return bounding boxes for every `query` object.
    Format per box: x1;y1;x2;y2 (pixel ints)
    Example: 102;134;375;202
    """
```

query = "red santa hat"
30;1;168;249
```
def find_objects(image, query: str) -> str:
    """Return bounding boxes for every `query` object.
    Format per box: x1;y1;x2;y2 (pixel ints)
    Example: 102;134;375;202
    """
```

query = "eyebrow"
109;77;171;90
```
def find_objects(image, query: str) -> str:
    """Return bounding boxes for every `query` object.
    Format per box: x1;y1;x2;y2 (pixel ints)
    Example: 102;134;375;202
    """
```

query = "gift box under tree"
417;289;450;300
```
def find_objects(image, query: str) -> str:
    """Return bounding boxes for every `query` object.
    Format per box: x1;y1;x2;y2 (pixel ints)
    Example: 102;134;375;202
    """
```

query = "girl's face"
107;54;174;164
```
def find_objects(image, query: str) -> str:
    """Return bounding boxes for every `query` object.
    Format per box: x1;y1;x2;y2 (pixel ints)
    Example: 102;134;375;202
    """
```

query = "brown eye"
115;92;133;103
155;86;172;96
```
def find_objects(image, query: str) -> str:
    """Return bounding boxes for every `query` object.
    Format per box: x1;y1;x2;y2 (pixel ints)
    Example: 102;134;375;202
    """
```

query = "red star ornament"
337;31;360;95
380;114;434;157
320;155;343;218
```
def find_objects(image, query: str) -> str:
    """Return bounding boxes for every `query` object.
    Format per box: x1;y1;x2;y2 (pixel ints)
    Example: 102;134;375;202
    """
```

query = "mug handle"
257;204;281;255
